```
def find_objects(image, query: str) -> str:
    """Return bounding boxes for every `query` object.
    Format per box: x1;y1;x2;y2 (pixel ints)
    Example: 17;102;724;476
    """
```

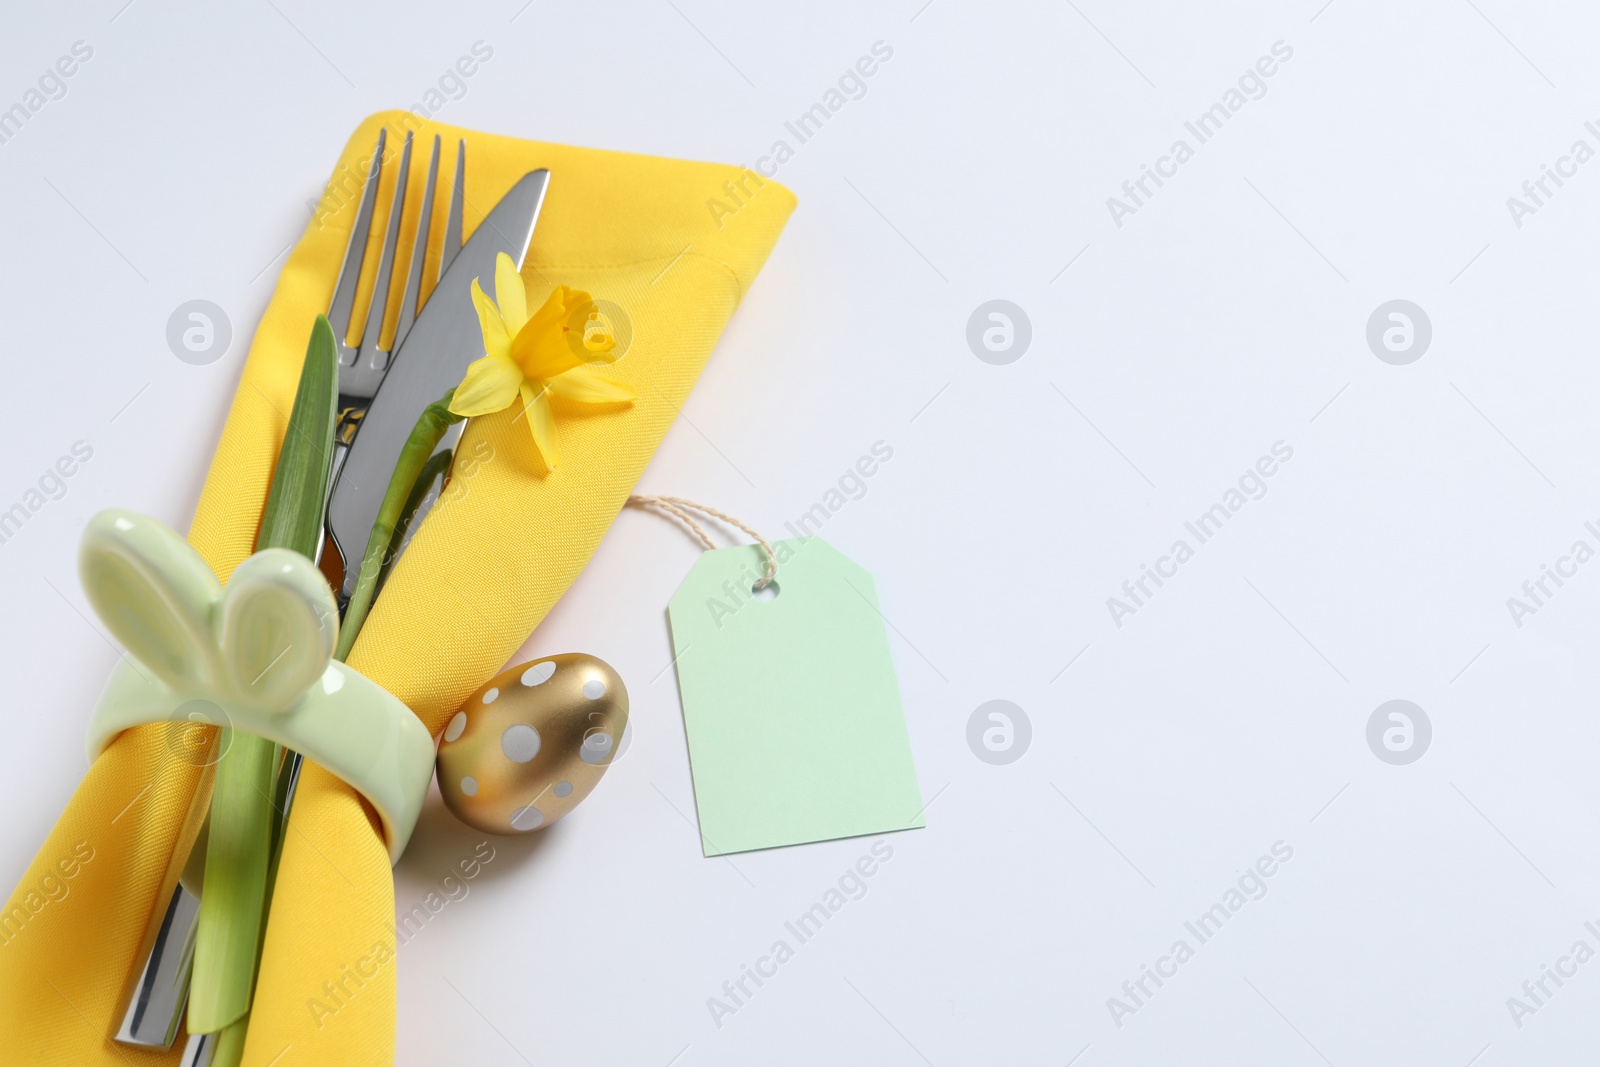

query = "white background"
3;1;1600;1064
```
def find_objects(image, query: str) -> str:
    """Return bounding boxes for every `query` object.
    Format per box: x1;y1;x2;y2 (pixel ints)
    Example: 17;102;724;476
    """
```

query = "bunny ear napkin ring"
80;510;435;863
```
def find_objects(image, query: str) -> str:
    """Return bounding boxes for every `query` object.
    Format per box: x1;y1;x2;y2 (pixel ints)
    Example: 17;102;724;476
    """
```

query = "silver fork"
111;127;466;1053
325;129;466;479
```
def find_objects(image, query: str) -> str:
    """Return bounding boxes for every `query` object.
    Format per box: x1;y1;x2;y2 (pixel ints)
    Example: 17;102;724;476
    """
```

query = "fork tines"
325;129;466;409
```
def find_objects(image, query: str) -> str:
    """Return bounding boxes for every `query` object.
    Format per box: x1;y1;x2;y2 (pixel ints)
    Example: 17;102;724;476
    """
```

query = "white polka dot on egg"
521;661;557;687
501;723;541;763
580;732;613;765
582;678;606;700
461;776;478;796
510;805;544;831
443;712;467;743
482;687;499;704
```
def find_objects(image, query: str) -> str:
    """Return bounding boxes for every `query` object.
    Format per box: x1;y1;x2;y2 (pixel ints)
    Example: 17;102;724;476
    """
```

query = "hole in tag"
752;580;779;602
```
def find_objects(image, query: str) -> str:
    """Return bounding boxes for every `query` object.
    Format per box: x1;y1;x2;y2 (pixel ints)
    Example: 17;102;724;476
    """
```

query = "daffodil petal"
546;367;637;404
471;278;512;362
520;381;559;469
448;353;524;416
494;253;526;335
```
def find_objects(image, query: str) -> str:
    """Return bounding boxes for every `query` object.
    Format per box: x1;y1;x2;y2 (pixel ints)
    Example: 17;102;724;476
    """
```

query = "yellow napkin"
0;111;794;1065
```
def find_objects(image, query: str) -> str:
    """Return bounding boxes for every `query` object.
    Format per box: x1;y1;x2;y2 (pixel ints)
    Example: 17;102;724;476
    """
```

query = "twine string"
626;495;776;589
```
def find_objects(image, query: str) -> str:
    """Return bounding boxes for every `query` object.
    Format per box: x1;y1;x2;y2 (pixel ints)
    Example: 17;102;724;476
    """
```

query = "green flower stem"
209;1015;250;1067
395;448;455;571
189;315;338;1034
335;390;462;663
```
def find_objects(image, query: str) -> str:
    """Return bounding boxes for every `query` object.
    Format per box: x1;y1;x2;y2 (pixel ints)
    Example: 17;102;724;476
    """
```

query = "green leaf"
188;315;338;1033
257;314;339;557
187;735;278;1032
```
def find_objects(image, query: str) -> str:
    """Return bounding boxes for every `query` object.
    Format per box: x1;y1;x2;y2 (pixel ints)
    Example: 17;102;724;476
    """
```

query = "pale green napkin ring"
87;659;434;864
79;510;434;864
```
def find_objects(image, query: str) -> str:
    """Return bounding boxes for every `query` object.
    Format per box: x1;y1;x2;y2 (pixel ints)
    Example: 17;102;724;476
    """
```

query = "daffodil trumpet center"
448;252;635;470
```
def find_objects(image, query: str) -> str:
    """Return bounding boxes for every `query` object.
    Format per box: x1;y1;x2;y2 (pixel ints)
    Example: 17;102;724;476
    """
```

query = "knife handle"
112;751;217;1048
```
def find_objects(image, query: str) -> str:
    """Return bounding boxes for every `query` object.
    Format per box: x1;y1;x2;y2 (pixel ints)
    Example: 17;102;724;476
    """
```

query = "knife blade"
326;168;549;599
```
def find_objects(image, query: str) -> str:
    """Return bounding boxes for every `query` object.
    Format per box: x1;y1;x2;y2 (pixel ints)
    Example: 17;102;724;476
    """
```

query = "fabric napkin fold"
0;111;794;1065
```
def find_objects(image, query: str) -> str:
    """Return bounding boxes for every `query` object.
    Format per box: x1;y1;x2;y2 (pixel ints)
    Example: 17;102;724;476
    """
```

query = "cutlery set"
112;129;551;1061
3;101;803;1067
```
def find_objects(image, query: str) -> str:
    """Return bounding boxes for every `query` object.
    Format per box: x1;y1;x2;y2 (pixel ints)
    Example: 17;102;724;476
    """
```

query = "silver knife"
327;169;550;600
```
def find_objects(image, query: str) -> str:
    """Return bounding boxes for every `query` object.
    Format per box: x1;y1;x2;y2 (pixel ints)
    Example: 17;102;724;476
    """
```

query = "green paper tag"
667;538;924;856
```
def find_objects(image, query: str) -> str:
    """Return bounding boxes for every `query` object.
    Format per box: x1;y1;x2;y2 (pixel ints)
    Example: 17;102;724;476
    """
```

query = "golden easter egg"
435;653;629;835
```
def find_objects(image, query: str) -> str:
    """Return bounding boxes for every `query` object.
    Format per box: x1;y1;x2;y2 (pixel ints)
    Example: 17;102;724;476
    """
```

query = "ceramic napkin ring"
79;510;435;864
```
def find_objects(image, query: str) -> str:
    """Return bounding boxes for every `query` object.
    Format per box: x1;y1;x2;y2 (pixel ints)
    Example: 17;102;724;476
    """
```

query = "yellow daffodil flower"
449;253;634;468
